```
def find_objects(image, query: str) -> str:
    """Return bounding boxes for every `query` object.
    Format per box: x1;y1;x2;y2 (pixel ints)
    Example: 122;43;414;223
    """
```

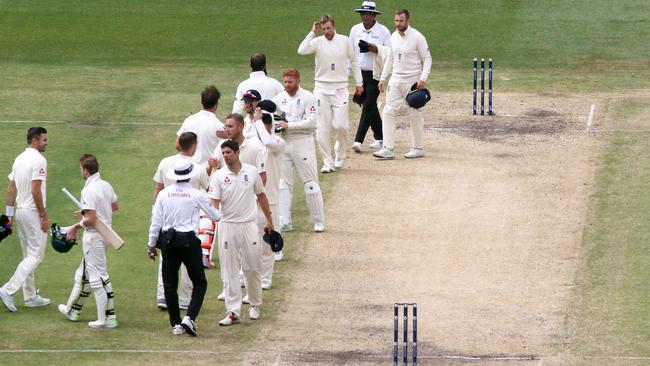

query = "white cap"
166;160;199;181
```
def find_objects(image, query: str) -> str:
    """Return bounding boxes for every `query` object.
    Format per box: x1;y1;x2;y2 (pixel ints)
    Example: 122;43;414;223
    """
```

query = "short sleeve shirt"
80;172;118;231
8;147;47;209
209;163;264;223
153;154;210;191
177;110;225;166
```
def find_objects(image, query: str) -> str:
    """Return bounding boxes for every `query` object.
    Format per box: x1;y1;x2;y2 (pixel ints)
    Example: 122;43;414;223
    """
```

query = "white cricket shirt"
153;154;209;190
380;26;432;84
349;21;391;71
177;110;225;166
80;172;118;232
272;88;317;140
148;182;221;247
298;32;363;89
232;71;284;114
8;147;47;210
209;163;265;223
254;120;286;204
212;137;267;173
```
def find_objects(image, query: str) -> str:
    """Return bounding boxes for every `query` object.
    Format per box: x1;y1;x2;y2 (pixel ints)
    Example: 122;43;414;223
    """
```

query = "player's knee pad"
88;277;103;290
303;181;321;194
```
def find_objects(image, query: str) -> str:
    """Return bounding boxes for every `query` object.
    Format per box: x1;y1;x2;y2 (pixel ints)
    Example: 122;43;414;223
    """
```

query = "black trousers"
160;230;207;326
354;70;383;143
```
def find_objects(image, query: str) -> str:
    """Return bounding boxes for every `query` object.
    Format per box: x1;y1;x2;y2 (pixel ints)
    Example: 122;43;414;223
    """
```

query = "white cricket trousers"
260;204;279;284
314;87;350;168
382;81;424;150
279;135;320;227
218;221;262;318
2;208;47;301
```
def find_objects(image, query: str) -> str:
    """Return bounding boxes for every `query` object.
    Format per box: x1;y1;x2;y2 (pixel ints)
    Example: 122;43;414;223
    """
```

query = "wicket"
473;57;494;115
393;302;417;365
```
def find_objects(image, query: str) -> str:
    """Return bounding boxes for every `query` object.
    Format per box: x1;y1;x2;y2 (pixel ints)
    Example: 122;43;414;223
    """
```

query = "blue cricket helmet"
405;83;431;109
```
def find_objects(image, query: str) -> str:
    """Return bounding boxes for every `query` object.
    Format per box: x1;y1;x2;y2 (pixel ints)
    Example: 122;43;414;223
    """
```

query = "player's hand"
208;156;220;168
253;107;263;121
264;221;273;234
368;43;379;53
147;247;157;261
378;81;385;93
416;80;426;89
216;130;228;139
73;210;82;221
66;225;79;241
39;214;48;233
278;121;289;130
355;86;364;96
207;261;216;269
311;22;320;34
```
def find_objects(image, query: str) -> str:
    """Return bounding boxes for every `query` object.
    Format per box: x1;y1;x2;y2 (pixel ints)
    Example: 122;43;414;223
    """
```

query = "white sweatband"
79;220;86;229
5;206;15;217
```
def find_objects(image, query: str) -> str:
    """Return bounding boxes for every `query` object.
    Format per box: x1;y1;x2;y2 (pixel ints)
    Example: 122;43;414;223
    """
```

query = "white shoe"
219;312;240;326
105;317;118;329
172;324;185;335
320;165;335;173
314;222;325;232
24;293;50;308
181;316;196;336
404;147;425;159
369;140;383;149
334;158;345;168
217;291;225;301
88;320;106;329
373;147;395;159
0;288;17;312
58;304;79;322
274;250;284;262
249;305;260;320
352;142;362;153
261;280;272;290
242;295;250;304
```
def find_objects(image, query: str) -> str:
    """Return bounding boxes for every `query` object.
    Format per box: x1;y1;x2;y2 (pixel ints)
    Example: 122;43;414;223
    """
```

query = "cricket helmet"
262;230;284;253
50;223;77;253
0;215;12;243
405;83;431;109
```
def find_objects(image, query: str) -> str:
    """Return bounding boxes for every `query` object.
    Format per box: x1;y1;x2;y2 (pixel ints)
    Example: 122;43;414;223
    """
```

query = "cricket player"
232;53;284;114
251;101;286;288
272;68;326;233
349;1;391;152
298;15;363;172
209;140;274;326
152;132;210;310
58;154;119;329
374;8;432;160
176;85;226;167
0;127;50;313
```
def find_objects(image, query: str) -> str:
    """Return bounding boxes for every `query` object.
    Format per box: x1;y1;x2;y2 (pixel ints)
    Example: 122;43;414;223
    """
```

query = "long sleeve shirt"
298;31;363;89
380;26;432;84
272;88;318;139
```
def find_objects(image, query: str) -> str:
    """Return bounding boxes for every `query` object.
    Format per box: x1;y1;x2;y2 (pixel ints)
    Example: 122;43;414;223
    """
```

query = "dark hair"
226;113;245;126
250;53;267;72
178;132;197;151
319;15;335;26
201;85;221;109
79;154;99;175
221;139;240;153
27;127;47;144
395;8;410;19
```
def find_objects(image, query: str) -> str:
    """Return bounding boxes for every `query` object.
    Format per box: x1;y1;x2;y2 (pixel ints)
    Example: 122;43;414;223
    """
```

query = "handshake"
273;112;287;133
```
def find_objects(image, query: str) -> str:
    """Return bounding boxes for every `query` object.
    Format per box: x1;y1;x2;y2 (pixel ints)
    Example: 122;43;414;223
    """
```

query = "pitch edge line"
586;103;596;132
1;350;649;361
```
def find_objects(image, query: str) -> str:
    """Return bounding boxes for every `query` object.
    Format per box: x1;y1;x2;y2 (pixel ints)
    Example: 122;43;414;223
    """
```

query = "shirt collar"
250;71;266;78
84;172;101;187
399;26;411;37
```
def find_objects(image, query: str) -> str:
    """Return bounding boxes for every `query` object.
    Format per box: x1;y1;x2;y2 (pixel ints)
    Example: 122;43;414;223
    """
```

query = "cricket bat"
61;187;124;250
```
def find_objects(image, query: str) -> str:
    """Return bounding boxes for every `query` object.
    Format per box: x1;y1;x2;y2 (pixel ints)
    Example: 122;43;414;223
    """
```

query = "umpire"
147;160;221;336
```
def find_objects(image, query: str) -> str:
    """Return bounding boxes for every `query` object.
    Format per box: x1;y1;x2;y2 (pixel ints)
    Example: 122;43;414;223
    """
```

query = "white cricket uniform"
209;164;265;317
252;120;286;285
349;21;392;73
177;110;225;166
2;147;47;301
153;154;209;307
211;137;267;174
380;26;432;150
232;71;284;114
243;115;258;139
63;172;118;323
298;31;363;169
272;88;325;227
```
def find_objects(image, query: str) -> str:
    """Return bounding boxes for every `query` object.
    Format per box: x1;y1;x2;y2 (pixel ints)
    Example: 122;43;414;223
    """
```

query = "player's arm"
112;201;119;212
297;26;318;55
348;38;364;90
5;180;16;219
256;192;273;233
147;197;163;260
152;182;164;205
417;35;432;88
31;180;47;232
198;192;221;222
254;119;285;153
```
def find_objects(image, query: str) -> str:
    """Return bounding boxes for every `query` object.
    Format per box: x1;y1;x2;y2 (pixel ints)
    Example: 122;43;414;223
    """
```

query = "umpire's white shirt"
9;147;47;210
273;88;317;140
148;182;221;248
209;164;264;223
349;21;391;71
177;110;225;166
154;154;209;190
380;26;432;84
232;71;284;114
80;173;117;233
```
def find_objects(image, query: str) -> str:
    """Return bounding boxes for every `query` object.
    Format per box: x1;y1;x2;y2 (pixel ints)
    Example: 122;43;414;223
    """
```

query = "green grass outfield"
0;1;649;364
